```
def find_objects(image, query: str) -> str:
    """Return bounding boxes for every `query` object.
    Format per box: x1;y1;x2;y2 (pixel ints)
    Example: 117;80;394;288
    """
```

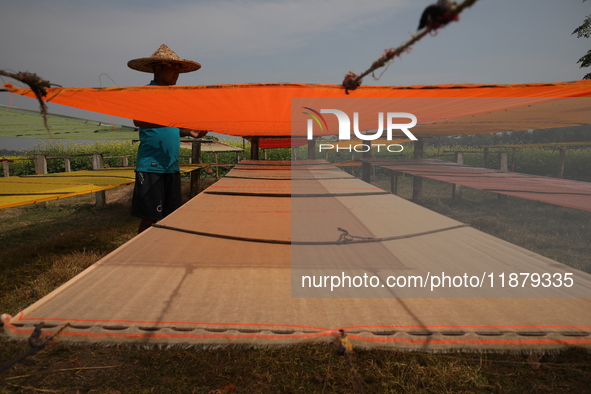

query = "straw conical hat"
127;44;201;73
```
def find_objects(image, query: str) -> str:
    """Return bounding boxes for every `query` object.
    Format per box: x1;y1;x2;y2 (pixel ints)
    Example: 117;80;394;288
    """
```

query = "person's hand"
180;128;208;138
190;129;208;139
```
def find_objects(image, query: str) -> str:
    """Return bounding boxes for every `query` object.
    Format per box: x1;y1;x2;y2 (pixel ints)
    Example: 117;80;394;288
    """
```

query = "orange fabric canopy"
5;81;591;138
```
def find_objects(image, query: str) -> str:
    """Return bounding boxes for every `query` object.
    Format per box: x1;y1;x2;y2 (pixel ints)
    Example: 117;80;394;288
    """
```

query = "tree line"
425;125;591;147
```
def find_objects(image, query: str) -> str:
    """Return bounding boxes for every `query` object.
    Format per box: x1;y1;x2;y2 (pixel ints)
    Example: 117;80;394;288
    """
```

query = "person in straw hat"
128;44;207;234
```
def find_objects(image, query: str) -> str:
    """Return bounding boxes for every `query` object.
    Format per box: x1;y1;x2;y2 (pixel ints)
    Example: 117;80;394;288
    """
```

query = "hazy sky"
0;0;589;149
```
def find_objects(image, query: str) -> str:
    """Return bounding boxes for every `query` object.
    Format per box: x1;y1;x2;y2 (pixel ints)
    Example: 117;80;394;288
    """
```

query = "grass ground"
1;176;591;393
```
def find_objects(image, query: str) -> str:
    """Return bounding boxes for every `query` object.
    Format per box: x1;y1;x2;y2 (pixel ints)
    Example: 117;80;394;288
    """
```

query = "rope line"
0;322;70;373
17;175;135;180
152;223;469;245
204;190;390;198
223;176;352;181
0;192;75;196
481;189;591;196
343;0;480;93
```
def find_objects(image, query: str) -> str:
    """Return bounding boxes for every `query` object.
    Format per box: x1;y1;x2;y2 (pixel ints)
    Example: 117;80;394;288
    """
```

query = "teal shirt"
135;81;180;173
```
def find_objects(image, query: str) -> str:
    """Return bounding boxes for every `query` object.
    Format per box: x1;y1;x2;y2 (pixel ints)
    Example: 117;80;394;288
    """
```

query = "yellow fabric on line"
0;165;206;209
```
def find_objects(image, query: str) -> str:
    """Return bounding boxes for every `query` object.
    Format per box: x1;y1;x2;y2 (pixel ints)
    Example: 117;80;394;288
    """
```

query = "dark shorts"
131;172;182;221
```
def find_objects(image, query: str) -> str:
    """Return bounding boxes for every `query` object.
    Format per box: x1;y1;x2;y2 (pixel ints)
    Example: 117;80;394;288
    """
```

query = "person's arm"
134;120;207;138
133;119;165;129
180;129;208;138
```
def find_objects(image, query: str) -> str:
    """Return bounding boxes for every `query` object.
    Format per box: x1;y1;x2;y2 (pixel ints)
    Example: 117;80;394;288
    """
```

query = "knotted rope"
342;0;480;94
0;322;70;373
336;330;365;394
0;70;57;137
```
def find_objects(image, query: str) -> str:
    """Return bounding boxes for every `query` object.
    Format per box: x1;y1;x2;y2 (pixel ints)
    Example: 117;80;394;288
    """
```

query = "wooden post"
2;159;9;177
35;155;48;208
122;156;129;167
511;148;516;172
390;171;398;195
412;138;423;202
307;139;316;160
214;152;219;179
64;157;71;172
499;152;508;172
361;149;372;183
263;149;267;160
498;152;507;200
35;154;48;175
452;151;463;200
250;138;259;160
557;148;566;178
91;153;104;170
92;153;106;207
190;141;202;197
